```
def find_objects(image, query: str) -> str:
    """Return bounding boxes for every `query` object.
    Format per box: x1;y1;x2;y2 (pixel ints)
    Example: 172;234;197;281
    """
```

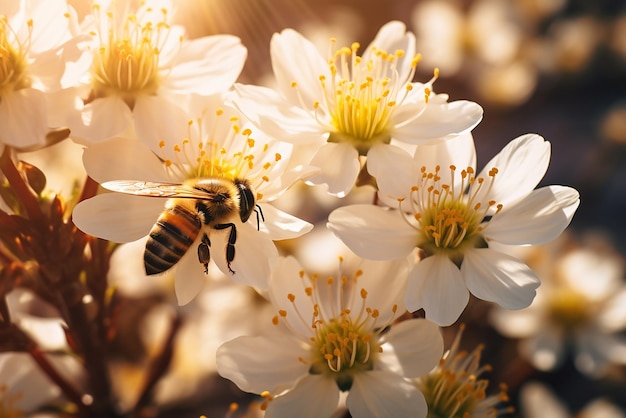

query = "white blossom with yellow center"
0;0;81;150
73;93;314;304
329;133;580;326
233;20;483;196
217;255;444;418
68;0;247;143
491;242;626;377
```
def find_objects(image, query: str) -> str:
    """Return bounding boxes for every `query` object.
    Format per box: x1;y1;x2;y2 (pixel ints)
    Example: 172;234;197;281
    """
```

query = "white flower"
0;0;82;150
328;133;580;326
233;20;483;196
72;93;313;304
216;255;444;418
490;241;626;377
67;0;247;143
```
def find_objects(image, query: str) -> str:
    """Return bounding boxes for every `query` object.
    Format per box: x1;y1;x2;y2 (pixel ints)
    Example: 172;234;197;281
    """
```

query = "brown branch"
26;333;89;415
0;147;45;226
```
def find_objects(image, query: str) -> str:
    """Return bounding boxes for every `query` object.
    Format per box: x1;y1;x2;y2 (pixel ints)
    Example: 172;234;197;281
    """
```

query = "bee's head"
234;178;256;223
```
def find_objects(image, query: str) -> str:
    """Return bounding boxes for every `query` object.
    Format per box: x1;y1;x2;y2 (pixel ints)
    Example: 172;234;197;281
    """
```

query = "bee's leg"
254;204;265;231
197;233;211;274
214;223;236;274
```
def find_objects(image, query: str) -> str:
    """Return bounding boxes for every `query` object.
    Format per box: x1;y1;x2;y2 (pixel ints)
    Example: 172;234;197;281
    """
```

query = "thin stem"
0;293;10;323
26;333;89;415
78;176;100;204
0;147;45;225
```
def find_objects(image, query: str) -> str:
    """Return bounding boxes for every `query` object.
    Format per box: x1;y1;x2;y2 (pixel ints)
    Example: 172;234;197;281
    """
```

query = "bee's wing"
101;180;210;199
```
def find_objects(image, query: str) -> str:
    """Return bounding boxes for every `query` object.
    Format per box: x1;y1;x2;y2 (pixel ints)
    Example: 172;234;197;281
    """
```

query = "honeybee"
101;177;263;276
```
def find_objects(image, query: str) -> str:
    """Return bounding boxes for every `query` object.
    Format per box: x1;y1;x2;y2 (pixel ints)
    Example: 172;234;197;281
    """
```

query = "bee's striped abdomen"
144;204;201;275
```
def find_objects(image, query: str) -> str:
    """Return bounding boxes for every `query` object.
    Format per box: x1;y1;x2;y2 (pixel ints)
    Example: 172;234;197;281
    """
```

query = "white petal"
462;248;540;309
260;204;313;240
473;133;550;207
489;306;543;338
366;143;417;202
133;95;191;159
28;47;65;90
485;186;580;245
581;399;626;418
162;35;246;94
412;132;477;189
405;255;469;326
599;288;626;332
349;258;411;322
378;319;443;378
269;256;315;338
520;383;570;418
73;97;132;143
347;371;428;418
559;248;622;300
174;252;207;305
216;334;309;394
233;84;326;144
391;99;483;144
304;142;360;197
520;329;565;371
573;331;623;376
270;29;329;109
267;375;339;418
211;222;277;291
0;89;47;149
82;137;170;184
363;21;416;82
327;205;416;260
13;315;67;351
72;193;163;242
24;0;71;52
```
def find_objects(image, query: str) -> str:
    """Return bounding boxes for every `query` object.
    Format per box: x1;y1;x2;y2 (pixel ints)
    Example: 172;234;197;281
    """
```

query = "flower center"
547;288;590;330
272;264;397;392
310;309;378;391
0;15;31;96
415;326;513;418
400;165;502;259
89;3;176;108
0;384;24;418
158;108;282;199
291;39;427;155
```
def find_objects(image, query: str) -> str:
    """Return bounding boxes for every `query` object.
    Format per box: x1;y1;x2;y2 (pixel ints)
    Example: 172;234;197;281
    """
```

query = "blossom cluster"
0;0;587;417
